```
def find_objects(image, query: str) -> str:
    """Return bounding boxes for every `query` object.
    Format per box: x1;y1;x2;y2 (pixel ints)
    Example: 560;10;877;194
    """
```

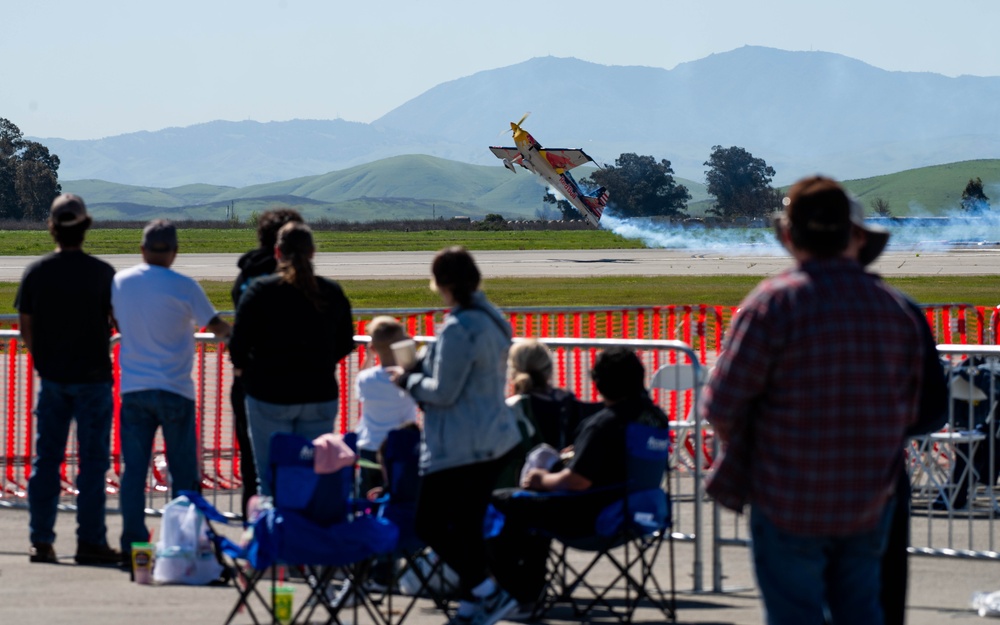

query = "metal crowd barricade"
11;301;999;595
0;326;708;592
920;303;987;344
709;343;1000;593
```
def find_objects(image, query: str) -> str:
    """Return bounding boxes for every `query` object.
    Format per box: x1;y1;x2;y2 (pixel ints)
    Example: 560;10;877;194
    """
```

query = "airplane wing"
489;147;522;161
541;149;595;172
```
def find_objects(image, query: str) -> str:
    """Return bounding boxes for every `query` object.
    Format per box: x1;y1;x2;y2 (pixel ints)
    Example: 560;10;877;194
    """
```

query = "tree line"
0;119;62;220
542;145;781;223
548;146;992;223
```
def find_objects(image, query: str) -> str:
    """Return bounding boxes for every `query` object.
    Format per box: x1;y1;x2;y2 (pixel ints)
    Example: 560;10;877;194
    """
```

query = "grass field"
2;227;997;315
0;229;644;255
2;275;999;317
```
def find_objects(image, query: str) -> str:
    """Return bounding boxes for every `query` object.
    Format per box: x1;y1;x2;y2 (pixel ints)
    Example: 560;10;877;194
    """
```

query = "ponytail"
275;222;322;309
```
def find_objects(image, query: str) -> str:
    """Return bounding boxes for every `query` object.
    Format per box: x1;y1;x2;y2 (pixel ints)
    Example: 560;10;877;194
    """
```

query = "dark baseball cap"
777;176;889;266
141;219;178;253
847;195;890;266
49;193;89;227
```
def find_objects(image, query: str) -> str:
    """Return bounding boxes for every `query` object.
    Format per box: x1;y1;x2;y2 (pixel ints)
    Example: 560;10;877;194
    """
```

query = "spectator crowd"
14;179;949;625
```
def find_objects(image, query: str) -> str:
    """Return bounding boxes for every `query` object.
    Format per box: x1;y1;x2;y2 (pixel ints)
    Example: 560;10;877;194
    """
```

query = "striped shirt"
701;257;924;535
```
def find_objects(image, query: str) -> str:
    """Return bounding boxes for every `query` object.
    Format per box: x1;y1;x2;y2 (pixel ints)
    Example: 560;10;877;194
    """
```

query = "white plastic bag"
973;591;1000;617
152;495;224;585
519;443;561;487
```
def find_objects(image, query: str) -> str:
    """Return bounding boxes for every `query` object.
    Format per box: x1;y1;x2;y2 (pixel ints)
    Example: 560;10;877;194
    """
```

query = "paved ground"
2;248;1000;281
0;503;995;624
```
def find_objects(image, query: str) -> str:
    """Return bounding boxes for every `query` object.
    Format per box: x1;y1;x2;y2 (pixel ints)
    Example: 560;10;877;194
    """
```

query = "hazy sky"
5;0;1000;140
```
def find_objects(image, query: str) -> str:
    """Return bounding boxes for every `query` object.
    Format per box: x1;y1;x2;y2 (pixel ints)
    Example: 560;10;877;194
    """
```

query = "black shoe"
509;601;540;622
29;543;58;564
932;496;968;511
75;541;122;566
478;587;518;625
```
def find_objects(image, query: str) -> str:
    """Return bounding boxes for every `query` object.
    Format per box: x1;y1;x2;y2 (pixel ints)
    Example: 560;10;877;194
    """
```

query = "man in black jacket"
229;209;303;519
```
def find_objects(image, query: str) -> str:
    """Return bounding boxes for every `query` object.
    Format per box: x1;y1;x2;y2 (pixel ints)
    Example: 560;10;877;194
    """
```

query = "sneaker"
326;579;356;609
29;543;58;564
75;541;122;566
477;587;517;625
363;578;391;594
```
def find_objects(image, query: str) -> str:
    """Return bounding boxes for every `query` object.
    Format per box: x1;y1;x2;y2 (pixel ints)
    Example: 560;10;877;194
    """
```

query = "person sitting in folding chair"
507;339;587;451
489;346;670;619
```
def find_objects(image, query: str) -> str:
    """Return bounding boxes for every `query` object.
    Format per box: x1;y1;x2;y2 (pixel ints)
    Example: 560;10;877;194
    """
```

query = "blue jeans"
29;379;113;546
750;503;895;625
245;396;337;497
119;390;199;554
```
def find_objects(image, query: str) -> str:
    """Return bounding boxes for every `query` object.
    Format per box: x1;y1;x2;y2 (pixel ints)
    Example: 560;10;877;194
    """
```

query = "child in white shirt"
355;316;418;494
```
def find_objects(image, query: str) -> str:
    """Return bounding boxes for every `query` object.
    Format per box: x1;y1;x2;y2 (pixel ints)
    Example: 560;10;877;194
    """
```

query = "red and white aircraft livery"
489;114;609;228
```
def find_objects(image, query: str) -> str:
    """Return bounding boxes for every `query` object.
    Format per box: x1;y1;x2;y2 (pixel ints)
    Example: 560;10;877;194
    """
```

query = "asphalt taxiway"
1;249;997;281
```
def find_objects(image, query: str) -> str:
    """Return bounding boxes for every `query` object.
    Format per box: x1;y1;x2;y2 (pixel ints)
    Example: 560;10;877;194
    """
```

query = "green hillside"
60;156;997;223
842;159;1000;215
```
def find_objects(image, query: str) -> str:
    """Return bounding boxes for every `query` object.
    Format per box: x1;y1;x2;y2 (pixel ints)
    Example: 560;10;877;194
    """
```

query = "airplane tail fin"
581;187;609;221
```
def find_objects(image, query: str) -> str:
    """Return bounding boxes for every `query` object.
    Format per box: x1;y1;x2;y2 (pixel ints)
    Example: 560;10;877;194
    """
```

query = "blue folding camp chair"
538;422;676;623
186;431;399;625
368;426;457;623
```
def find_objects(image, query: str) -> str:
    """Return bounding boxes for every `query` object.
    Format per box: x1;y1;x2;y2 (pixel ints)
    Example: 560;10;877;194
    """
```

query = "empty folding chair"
185;431;398;625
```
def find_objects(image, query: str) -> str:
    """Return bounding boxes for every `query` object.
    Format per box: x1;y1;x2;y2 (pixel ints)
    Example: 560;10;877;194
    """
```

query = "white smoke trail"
602;204;1000;253
601;211;784;255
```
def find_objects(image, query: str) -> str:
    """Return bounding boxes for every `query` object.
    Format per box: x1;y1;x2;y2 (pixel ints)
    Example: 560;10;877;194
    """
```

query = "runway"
0;248;998;281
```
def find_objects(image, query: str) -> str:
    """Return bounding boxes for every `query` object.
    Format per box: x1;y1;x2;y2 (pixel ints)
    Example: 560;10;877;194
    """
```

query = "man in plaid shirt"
701;176;925;625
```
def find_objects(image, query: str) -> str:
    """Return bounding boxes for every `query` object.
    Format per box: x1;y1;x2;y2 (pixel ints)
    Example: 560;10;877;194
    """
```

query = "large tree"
0;118;61;220
580;153;690;219
703;145;779;221
541;192;583;221
961;177;991;213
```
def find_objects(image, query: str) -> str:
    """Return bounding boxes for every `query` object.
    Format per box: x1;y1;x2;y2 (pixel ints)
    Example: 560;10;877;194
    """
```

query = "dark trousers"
880;473;910;625
488;487;614;604
415;454;510;599
230;377;258;521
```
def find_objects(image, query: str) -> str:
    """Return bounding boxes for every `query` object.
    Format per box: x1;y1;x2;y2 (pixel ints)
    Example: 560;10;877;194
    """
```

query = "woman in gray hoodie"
396;246;521;625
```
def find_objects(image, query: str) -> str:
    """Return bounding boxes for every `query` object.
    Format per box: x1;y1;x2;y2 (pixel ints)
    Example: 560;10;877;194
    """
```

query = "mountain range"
35;46;1000;190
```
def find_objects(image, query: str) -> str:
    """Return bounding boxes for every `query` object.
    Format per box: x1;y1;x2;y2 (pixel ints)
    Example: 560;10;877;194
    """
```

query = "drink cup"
131;542;154;585
390;339;418;370
273;585;295;624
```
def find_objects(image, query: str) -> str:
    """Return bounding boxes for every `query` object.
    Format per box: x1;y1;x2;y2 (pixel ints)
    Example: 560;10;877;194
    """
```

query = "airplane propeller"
498;111;531;137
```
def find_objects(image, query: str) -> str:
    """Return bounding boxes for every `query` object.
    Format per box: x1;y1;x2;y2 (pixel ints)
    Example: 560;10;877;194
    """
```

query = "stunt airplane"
489;114;609;228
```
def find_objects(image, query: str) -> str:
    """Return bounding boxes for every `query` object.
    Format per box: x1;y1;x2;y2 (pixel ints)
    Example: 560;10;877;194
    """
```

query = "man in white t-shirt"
112;220;230;566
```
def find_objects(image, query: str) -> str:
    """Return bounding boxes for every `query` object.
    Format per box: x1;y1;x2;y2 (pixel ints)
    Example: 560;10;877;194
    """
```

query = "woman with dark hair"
394;246;521;625
229;208;304;519
228;222;355;497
